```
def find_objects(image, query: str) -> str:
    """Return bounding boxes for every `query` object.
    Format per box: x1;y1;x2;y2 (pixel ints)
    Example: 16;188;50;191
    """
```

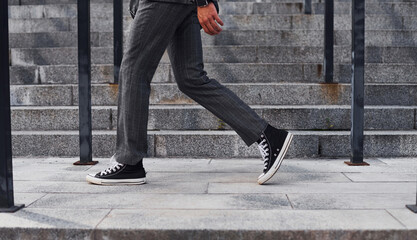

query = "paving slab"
0;208;109;229
277;158;417;173
208;182;416;194
87;158;212;173
13;171;89;182
149;172;350;184
344;172;417;182
14;181;208;194
387;209;417;229
13;169;350;184
379;157;417;166
13;156;84;165
3;157;417;239
97;209;405;230
28;193;292;210
13;161;92;172
14;193;47;207
288;193;415;210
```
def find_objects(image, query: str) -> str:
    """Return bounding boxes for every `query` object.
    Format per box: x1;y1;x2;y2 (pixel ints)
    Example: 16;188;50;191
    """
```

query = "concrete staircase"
7;0;417;158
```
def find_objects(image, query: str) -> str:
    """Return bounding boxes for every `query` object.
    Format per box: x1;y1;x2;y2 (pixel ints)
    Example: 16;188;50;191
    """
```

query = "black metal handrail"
407;177;417;212
0;0;24;213
74;0;98;166
114;0;123;84
320;0;364;164
345;0;368;166
74;0;123;166
324;0;334;83
304;0;312;14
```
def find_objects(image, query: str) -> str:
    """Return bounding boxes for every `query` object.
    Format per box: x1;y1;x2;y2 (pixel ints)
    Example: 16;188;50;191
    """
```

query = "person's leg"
167;9;268;147
86;2;195;185
167;9;293;185
114;1;194;165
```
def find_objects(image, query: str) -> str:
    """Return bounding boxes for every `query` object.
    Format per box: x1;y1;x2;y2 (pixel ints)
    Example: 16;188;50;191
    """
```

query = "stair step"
8;15;417;33
8;2;417;19
7;0;417;161
10;63;417;85
203;29;417;47
9;83;417;106
9;46;417;66
8;30;417;48
11;130;417;158
10;105;416;131
8;0;416;5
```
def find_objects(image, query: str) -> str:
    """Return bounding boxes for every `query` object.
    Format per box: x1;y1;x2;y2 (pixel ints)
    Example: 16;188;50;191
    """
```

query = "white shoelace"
257;139;270;170
100;162;124;176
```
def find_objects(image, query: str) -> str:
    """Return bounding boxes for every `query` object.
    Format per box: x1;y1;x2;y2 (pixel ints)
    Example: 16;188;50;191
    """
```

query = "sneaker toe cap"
87;173;98;178
258;173;265;179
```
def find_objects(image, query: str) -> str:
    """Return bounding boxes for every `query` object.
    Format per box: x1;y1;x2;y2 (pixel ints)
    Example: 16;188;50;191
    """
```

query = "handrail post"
345;0;368;166
0;0;24;213
406;176;417;213
113;0;123;84
304;0;312;14
74;0;98;166
324;0;334;83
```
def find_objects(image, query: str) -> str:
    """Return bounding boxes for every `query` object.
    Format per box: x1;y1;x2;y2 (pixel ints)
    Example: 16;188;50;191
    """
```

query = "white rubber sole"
86;174;146;185
257;132;293;185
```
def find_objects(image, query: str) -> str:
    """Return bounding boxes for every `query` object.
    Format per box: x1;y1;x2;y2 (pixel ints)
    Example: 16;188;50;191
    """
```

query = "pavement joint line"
204;183;209;194
376;158;393;164
385;209;408;228
94;208;112;230
285;194;294;209
341;172;355;182
24;193;49;208
346;181;417;183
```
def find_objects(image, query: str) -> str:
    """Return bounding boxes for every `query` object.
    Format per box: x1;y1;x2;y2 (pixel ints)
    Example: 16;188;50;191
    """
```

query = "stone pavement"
2;157;417;239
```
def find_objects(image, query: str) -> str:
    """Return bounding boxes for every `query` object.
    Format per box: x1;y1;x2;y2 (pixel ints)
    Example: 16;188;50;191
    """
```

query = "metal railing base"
406;204;417;213
0;204;25;213
73;160;99;166
344;161;369;166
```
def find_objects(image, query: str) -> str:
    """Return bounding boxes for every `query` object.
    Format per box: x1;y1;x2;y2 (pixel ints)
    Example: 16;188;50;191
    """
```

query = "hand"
197;2;224;35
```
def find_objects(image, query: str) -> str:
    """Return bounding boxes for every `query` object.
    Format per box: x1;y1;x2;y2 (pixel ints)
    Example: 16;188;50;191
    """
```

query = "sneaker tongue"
101;163;122;176
256;136;264;144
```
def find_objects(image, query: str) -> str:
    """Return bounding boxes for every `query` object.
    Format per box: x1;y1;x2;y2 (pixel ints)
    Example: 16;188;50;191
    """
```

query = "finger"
204;19;217;35
214;14;224;26
208;17;222;33
201;22;215;35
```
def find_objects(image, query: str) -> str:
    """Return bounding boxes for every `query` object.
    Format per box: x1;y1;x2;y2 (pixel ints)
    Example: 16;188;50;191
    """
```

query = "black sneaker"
86;156;146;185
257;124;293;185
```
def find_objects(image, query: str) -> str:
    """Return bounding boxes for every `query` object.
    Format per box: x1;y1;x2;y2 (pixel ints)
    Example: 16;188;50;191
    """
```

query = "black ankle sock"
126;160;143;167
257;124;271;144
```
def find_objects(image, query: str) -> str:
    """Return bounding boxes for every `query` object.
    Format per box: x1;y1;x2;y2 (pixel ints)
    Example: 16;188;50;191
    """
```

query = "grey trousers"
115;0;268;165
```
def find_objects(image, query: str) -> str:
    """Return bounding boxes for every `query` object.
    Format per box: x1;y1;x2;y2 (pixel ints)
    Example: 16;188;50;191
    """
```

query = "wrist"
195;0;209;7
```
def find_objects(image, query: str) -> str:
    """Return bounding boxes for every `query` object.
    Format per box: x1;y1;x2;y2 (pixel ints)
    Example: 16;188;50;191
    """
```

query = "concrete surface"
1;157;416;239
